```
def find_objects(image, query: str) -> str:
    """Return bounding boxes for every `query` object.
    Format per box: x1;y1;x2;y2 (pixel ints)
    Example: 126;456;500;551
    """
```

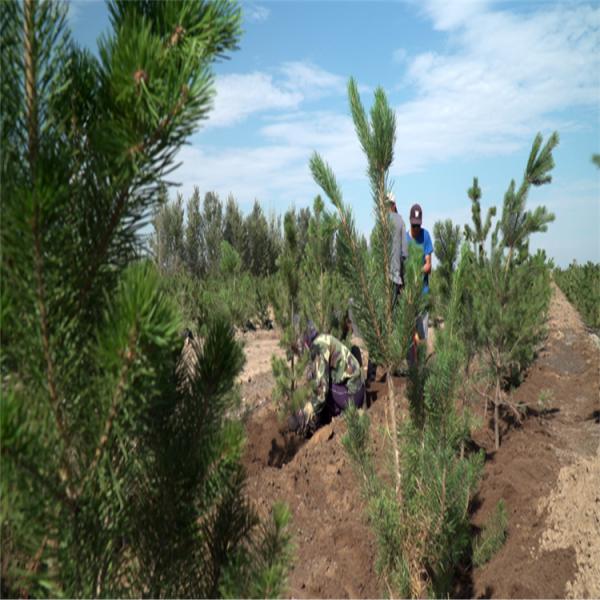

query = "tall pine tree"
0;1;292;596
310;78;424;493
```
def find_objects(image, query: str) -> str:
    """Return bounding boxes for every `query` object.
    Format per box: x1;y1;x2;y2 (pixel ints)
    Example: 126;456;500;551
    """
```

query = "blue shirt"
407;228;433;294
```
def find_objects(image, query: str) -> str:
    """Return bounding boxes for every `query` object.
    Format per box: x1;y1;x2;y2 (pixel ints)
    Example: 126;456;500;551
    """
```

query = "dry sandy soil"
238;285;599;598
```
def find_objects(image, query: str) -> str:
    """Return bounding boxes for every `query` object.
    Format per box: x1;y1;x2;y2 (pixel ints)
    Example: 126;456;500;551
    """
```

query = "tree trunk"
494;378;500;450
386;373;402;499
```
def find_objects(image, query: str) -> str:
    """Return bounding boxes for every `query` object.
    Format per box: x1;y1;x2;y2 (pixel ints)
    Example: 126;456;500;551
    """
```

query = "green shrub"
473;499;508;567
554;262;600;331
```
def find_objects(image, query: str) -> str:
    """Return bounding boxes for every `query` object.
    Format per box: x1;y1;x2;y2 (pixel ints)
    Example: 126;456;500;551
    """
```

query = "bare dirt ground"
235;329;283;416
239;285;599;598
468;284;599;599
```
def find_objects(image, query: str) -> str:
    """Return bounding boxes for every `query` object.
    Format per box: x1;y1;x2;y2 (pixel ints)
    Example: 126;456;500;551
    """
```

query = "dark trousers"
326;382;365;417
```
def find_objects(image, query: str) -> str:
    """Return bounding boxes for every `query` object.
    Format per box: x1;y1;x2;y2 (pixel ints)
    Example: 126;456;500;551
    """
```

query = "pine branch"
310;152;384;347
2;446;76;512
81;327;137;496
24;0;38;172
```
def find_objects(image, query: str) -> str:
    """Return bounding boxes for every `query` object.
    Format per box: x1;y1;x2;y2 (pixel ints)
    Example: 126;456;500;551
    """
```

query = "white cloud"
392;2;600;173
420;0;491;31
209;62;345;128
177;111;365;207
173;2;599;262
209;72;302;127
245;4;270;23
280;62;345;97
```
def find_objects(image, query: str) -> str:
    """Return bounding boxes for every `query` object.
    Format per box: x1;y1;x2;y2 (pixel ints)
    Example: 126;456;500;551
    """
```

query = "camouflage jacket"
303;334;364;418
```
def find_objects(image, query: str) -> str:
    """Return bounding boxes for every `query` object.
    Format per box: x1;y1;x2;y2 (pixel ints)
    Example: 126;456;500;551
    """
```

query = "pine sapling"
464;177;496;266
271;213;310;418
473;499;508;567
1;2;294;595
310;78;424;495
432;219;461;319
300;195;348;337
472;132;558;449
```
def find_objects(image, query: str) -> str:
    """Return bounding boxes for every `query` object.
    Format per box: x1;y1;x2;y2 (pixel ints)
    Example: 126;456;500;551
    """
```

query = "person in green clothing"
288;322;365;435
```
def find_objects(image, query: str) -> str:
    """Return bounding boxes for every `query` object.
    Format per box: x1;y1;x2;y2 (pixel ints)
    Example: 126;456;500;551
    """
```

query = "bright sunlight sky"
69;0;600;267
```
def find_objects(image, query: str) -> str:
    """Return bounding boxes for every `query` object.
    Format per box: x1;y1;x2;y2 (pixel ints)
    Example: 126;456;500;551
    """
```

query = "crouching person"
288;323;365;436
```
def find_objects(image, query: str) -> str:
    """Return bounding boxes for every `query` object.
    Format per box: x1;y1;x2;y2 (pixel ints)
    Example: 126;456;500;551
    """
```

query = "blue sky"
69;0;600;267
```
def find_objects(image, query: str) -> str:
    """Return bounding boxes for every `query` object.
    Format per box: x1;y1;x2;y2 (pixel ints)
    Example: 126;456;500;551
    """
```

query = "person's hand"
287;409;307;434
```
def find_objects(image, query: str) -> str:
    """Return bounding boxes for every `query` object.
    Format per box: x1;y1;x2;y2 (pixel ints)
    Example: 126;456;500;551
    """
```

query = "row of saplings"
268;80;557;597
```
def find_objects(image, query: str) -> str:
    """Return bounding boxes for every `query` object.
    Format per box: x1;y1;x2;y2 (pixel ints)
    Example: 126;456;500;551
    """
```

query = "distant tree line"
151;187;315;279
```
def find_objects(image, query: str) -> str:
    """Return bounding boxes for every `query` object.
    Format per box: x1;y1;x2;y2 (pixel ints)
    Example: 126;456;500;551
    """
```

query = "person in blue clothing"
406;203;433;361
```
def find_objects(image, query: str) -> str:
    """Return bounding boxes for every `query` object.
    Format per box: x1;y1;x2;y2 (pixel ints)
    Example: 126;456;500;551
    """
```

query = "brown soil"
239;284;600;598
242;377;400;599
468;284;599;599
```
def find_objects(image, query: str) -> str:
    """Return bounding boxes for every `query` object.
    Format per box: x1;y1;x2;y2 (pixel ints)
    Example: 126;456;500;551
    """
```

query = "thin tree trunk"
386;373;402;499
494;378;500;450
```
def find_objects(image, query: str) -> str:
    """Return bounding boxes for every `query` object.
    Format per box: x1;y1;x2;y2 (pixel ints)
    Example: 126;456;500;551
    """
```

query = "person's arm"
399;218;408;286
423;230;433;274
311;352;329;411
423;253;432;274
400;218;408;261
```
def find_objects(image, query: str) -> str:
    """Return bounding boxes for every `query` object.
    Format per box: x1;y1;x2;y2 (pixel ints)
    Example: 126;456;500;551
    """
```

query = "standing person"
354;192;408;385
407;203;433;359
288;322;365;436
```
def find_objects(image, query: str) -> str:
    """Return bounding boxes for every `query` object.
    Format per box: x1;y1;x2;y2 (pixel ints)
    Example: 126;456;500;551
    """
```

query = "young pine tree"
202;191;225;275
185;186;206;277
223;193;246;257
243;201;271;276
464;177;496;266
474;133;558;448
342;246;483;597
151;190;186;275
310;78;425;494
432;219;461;319
300;195;348;337
0;1;292;596
271;212;311;418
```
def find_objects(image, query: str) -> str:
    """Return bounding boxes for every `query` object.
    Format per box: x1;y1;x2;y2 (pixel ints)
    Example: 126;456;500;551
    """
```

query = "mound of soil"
537;445;600;598
242;376;401;599
240;284;599;598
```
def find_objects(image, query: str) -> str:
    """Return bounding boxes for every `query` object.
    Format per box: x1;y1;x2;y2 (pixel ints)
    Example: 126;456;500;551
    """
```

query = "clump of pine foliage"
473;499;509;567
271;212;311;418
343;247;484;598
300;196;349;338
1;1;292;596
466;133;558;448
